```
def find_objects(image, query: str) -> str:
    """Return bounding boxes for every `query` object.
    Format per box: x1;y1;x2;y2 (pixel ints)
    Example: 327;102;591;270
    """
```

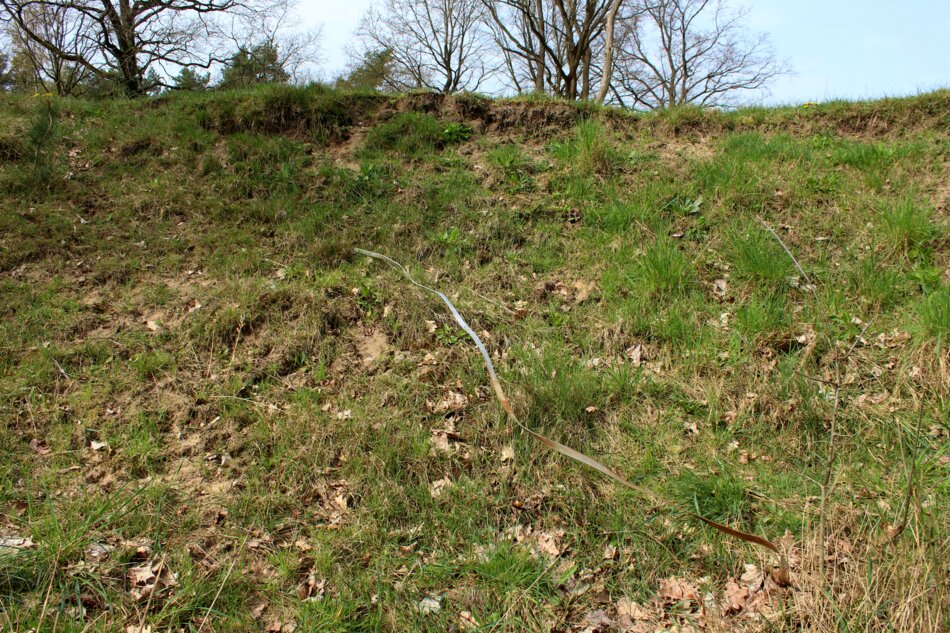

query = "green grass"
0;86;947;631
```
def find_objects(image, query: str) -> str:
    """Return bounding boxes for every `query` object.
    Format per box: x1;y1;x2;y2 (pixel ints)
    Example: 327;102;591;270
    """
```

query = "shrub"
363;112;469;156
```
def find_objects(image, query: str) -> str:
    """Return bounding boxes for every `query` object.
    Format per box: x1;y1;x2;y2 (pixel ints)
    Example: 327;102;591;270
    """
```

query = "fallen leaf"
86;542;114;562
128;561;177;601
417;595;441;614
249;599;267;619
658;577;699;603
573;280;597;304
430;430;453;453
616;597;652;621
713;279;728;298
534;529;563;558
500;445;515;462
296;574;326;601
625;344;642;366
0;536;35;550
580;609;613;631
429;477;452;499
426;391;468;414
740;563;765;592
90;440;108;451
145;319;161;332
458;610;479;630
723;578;750;613
29;438;50;455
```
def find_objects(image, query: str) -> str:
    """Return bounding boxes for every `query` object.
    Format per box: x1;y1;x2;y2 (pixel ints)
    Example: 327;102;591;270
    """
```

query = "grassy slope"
0;86;947;631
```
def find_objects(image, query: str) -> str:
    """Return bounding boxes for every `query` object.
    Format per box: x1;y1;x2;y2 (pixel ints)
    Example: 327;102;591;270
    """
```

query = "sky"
302;0;949;105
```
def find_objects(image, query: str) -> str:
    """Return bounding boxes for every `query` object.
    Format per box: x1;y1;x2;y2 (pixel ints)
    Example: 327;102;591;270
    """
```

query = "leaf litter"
356;248;790;578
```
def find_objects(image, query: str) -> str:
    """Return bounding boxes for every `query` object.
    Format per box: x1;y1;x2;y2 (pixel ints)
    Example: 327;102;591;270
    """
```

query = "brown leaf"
580;609;613;631
658;577;699;602
535;529;564;558
249;599;267;619
296;574;325;601
624;344;642;366
573;280;597;304
723;578;750;613
426;391;468;414
29;438;51;455
429;477;452;498
740;564;765;592
0;536;35;550
458;610;479;630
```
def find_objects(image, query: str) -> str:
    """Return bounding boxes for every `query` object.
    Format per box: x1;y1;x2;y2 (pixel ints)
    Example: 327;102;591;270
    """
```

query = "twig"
355;247;786;564
206;395;283;412
197;559;237;633
892;400;926;539
52;358;70;380
487;555;561;633
792;369;836;386
36;553;59;633
817;319;873;577
138;554;167;632
758;217;814;294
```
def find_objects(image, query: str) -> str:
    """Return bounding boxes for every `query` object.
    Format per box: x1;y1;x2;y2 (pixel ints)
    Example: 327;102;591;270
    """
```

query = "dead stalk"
893;399;926;539
760;217;875;581
197;559;237;633
355;247;787;571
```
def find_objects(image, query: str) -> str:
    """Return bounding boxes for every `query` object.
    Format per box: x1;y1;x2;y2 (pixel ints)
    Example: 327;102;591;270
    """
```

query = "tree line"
0;0;788;109
0;0;319;97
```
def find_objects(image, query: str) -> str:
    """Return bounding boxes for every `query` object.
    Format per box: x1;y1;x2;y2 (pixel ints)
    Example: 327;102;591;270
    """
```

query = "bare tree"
221;0;321;85
0;31;10;89
483;0;614;100
613;0;788;109
5;3;94;95
356;0;495;93
0;0;293;97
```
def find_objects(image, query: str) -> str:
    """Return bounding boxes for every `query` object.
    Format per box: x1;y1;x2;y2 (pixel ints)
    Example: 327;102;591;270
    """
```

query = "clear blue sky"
304;0;949;105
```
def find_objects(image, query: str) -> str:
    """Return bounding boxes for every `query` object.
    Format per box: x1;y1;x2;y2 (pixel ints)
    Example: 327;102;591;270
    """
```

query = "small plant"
131;350;175;381
549;119;618;175
364;113;468;156
728;227;794;286
575;119;615;174
488;144;536;192
880;198;938;255
638;237;695;296
25;94;60;190
441;122;473;144
917;284;949;344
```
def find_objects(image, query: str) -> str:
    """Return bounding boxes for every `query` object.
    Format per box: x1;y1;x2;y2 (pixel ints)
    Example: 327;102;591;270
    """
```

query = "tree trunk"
595;0;622;105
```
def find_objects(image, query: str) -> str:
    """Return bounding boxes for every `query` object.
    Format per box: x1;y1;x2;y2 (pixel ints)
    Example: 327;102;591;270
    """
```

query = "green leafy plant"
25;95;60;190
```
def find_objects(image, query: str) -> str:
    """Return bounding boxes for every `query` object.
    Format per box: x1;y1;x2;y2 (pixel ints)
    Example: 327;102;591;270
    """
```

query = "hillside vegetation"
0;87;947;631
